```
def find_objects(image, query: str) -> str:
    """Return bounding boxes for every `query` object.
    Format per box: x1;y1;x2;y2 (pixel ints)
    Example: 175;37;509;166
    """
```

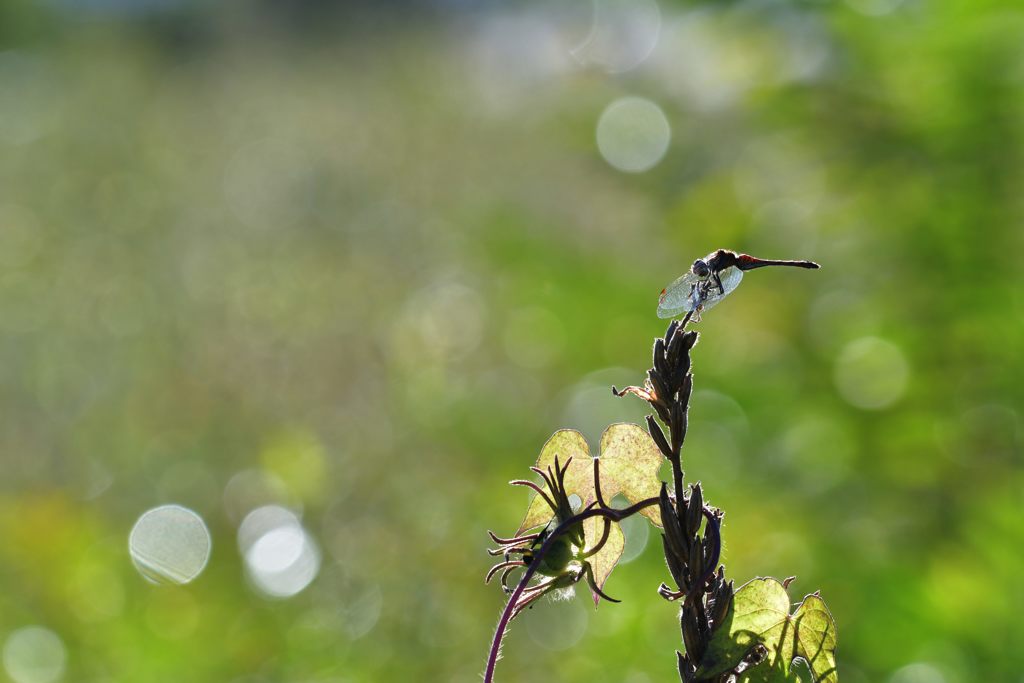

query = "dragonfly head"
691;258;711;279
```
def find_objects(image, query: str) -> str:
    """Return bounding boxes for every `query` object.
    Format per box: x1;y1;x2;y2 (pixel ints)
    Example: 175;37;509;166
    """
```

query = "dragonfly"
657;249;820;321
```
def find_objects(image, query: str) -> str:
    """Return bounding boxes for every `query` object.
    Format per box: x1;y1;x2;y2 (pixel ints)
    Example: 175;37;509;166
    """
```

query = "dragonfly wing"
695;267;743;313
657;272;700;319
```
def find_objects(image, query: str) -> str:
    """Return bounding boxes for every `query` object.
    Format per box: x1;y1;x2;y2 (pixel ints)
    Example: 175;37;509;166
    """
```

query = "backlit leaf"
514;424;664;604
696;577;792;679
596;423;664;527
696;578;838;683
582;515;624;606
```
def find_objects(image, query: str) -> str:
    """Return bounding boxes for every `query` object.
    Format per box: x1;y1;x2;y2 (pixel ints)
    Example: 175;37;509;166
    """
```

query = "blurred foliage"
0;1;1022;682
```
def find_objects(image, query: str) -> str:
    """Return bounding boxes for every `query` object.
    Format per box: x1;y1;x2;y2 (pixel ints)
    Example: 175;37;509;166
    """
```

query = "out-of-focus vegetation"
0;1;1022;681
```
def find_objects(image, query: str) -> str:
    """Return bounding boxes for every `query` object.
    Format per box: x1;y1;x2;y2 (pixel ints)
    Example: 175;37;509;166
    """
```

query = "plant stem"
483;497;659;683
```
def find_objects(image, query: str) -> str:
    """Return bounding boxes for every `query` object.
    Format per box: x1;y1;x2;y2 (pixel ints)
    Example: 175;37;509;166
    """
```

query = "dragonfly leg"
712;272;725;295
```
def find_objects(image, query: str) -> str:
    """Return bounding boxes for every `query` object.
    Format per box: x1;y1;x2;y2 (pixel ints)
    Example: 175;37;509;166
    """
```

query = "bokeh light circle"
129;505;212;585
834;336;909;410
617;505;650;564
524;593;589;651
570;0;662;73
888;662;947;683
238;505;321;599
596;97;671;173
2;626;66;683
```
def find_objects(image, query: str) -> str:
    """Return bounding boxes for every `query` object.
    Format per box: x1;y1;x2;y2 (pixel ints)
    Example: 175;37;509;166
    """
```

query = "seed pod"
678;373;693;411
646;415;672;458
670;400;687;453
664;321;679;345
662;534;686;588
649;370;670;408
681;616;701;663
712;590;732;629
686;484;704;539
690;533;705;576
667;326;687;364
653;337;669;375
660;486;689;563
677;651;697;682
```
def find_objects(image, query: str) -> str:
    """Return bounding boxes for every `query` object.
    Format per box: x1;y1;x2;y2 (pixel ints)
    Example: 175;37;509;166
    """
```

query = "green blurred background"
1;0;1022;681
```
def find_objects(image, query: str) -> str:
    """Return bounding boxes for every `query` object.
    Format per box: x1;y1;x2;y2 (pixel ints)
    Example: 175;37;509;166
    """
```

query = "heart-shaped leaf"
514;424;664;604
516;423;664;534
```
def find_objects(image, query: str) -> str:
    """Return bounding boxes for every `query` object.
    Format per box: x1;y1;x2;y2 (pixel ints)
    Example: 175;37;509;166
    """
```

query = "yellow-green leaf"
696;577;793;680
790;595;838;683
513;424;665;605
515;429;592;535
596;423;664;527
696;578;838;683
582;515;624;606
515;424;664;535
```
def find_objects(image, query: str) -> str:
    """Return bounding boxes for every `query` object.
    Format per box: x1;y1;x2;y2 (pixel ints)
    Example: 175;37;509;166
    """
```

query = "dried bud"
646;415;672;458
677;651;696;682
662;534;686;588
653;337;669;375
660;486;689;563
678;373;693;411
711;589;732;629
681;617;701;662
648;370;670;409
670;400;687;453
689;536;704;582
667;326;688;365
686;484;703;539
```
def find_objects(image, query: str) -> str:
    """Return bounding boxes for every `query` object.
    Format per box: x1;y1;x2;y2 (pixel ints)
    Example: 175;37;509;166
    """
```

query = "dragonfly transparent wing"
656;266;744;319
657;271;701;319
696;266;743;313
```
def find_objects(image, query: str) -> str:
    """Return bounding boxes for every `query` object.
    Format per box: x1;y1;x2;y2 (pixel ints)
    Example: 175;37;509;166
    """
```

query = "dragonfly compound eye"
691;259;710;278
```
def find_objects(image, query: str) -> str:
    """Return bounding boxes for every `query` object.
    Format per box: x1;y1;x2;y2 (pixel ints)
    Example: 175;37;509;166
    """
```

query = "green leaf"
515;429;592;535
516;424;664;535
595;422;665;527
696;577;792;680
789;595;838;683
514;424;664;604
695;578;838;683
740;659;804;683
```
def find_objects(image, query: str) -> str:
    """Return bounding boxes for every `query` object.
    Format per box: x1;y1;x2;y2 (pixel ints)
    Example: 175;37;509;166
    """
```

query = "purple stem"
483;497;659;683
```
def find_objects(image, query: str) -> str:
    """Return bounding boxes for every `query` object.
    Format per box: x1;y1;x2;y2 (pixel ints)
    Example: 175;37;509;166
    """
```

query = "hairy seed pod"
667;327;687;364
689;536;704;582
653;338;668;372
660;487;689;563
677;650;697;682
670;400;686;453
646;415;672;458
649;370;670;408
712;590;732;629
681;616;701;662
662;535;686;587
678;374;693;412
686;484;704;539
